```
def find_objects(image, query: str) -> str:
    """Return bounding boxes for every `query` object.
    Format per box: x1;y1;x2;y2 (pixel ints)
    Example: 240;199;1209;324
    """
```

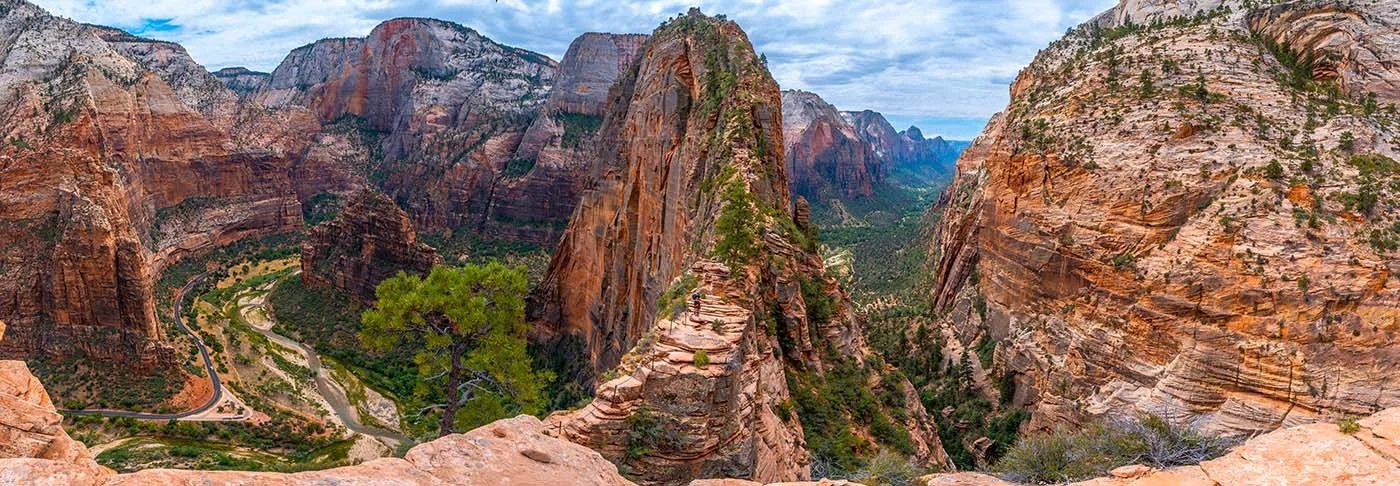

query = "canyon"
4;0;1400;484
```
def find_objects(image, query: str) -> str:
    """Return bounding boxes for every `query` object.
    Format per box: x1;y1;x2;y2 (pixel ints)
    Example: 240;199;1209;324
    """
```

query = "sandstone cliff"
532;11;951;483
928;0;1400;436
0;0;302;367
210;67;269;96
301;190;442;302
247;18;567;241
0;321;105;475
782;90;883;199
781;91;966;201
495;33;649;243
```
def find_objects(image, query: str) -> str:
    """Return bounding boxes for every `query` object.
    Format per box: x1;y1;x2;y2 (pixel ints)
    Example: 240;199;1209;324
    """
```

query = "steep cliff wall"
533;11;950;483
0;0;302;366
928;0;1400;436
780;91;966;201
782;90;882;199
249;18;565;241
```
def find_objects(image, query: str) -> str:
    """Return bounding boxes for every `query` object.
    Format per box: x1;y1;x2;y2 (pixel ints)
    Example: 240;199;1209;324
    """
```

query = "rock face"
782;90;882;199
533;11;951;483
301;190;442;302
246;18;570;242
781;91;968;200
496;33;649;243
0;0;302;367
211;67;270;95
928;0;1400;436
843;111;968;187
0;321;105;475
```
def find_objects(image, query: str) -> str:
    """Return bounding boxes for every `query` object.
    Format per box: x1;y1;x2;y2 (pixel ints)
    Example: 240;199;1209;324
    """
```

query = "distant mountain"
781;90;967;201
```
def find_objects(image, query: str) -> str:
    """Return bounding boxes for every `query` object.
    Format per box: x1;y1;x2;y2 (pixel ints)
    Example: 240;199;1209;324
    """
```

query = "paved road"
244;297;410;446
63;272;227;420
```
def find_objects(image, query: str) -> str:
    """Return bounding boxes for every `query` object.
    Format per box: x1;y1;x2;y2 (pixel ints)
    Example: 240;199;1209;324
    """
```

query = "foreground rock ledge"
927;408;1400;485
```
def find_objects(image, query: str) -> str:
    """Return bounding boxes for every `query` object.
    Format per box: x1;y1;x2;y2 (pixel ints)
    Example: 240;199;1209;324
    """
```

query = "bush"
852;450;927;486
1338;416;1361;434
693;349;710;367
994;413;1237;484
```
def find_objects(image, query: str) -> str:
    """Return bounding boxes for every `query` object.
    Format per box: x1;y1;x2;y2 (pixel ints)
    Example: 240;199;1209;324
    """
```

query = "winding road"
63;272;228;420
62;269;409;448
241;285;410;446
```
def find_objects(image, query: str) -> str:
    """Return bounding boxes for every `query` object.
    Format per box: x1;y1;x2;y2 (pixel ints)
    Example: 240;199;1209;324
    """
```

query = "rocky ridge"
301;190;442;302
928;0;1400;436
532;10;951;483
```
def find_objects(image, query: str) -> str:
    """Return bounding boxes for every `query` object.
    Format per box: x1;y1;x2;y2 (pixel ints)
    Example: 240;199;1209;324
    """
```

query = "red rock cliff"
928;0;1400;435
301;190;442;303
0;1;301;366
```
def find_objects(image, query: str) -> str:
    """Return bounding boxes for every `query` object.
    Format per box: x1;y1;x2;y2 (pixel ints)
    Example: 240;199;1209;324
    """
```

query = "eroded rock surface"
928;0;1400;435
0;0;302;367
781;90;967;201
533;11;951;484
301;190;441;302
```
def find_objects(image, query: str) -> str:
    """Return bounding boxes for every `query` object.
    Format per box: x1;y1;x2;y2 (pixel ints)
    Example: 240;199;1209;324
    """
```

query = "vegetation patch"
994;414;1237;484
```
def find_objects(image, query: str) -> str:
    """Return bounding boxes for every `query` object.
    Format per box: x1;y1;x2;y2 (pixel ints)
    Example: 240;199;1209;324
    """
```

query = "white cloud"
29;0;1118;138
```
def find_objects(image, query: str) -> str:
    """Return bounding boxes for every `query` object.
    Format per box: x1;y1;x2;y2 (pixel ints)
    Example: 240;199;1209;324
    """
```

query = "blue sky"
35;0;1116;140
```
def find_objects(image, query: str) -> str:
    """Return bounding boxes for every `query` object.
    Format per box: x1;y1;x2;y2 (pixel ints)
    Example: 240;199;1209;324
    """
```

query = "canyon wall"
928;0;1400;435
782;90;883;199
0;0;302;367
781;90;966;201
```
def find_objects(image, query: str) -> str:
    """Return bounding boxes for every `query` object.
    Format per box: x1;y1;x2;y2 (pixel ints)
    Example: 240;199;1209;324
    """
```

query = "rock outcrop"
0;321;105;475
0;0;302;367
927;0;1400;436
246;18;567;241
532;10;951;483
301;190;442;302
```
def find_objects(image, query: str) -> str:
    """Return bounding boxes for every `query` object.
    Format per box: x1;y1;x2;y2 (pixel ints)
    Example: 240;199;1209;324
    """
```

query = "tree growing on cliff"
361;262;551;436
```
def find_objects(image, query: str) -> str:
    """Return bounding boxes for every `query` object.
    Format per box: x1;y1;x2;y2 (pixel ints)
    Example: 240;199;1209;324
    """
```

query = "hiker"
691;290;702;312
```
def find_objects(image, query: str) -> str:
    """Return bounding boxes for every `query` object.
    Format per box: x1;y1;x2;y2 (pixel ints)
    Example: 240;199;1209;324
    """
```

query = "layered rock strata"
781;90;968;200
928;0;1400;435
0;0;302;366
782;90;882;199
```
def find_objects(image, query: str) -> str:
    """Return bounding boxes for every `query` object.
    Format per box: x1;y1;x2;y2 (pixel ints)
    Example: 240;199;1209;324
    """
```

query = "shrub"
852;450;927;486
1264;160;1284;180
693;349;710;367
625;406;686;461
656;272;699;318
1338;416;1361;434
994;413;1237;484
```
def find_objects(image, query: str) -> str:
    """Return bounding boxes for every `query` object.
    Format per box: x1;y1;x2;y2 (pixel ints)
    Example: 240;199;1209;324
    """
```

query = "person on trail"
691;290;703;312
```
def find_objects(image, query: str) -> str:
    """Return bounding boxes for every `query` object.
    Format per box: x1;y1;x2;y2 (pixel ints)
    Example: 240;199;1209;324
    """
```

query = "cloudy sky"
33;0;1116;139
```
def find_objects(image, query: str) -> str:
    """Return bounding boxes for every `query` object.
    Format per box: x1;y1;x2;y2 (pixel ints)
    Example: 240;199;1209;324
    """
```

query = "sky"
33;0;1117;140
